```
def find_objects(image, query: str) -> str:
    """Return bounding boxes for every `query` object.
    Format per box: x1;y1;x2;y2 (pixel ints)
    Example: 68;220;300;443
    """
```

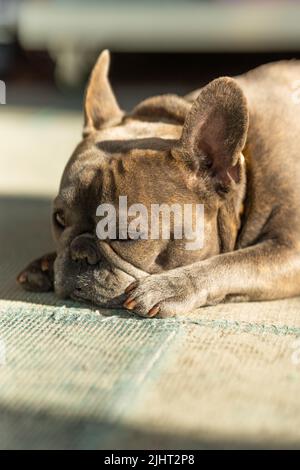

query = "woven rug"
0;107;300;449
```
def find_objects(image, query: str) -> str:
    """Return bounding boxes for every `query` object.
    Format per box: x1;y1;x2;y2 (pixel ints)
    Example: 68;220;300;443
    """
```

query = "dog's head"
53;50;248;306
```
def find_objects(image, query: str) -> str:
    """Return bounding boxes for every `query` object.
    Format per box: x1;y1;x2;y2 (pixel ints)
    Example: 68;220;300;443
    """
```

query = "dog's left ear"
173;77;249;192
83;50;123;137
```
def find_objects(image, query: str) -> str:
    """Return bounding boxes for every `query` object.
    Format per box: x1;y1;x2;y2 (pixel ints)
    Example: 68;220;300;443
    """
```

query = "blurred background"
1;0;300;106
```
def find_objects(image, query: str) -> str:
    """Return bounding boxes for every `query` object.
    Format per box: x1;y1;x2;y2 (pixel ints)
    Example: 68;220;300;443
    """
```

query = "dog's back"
233;61;300;247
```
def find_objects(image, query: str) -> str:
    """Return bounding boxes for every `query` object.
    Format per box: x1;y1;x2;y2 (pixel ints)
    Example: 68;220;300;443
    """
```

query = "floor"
1;104;300;449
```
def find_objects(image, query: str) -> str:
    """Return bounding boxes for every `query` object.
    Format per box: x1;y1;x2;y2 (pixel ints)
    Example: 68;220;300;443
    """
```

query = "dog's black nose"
70;234;100;265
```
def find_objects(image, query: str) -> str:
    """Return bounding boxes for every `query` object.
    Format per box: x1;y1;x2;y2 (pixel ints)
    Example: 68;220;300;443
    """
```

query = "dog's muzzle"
54;234;148;306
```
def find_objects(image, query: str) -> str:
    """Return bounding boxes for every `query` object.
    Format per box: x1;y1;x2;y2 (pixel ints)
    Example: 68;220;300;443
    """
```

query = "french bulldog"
17;50;300;318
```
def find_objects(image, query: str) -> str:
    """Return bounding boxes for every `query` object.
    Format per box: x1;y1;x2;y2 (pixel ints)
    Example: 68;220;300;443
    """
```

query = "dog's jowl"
17;51;300;318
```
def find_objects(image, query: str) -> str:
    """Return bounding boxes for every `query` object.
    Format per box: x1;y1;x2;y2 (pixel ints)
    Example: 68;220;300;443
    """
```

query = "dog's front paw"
17;253;56;292
123;269;208;318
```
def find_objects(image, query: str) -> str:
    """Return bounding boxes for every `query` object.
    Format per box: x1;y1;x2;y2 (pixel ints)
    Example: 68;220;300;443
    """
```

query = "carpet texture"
0;107;300;449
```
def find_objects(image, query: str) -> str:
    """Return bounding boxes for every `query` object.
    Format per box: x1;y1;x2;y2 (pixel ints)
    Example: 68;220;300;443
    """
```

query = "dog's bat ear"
172;77;249;192
83;50;123;137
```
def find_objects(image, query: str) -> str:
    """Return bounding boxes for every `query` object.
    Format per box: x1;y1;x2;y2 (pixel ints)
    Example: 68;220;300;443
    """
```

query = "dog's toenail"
125;282;137;294
148;305;160;317
41;259;49;271
18;272;27;283
124;295;134;305
123;299;136;310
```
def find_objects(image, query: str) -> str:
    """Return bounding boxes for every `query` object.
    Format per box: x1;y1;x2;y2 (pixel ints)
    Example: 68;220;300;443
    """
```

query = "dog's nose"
70;234;100;265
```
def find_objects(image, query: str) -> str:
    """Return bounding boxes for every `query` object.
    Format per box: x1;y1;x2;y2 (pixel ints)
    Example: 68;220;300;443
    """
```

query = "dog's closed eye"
53;210;66;229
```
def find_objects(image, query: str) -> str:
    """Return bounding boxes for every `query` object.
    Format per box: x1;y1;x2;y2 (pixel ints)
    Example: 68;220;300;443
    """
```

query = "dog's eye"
54;211;66;229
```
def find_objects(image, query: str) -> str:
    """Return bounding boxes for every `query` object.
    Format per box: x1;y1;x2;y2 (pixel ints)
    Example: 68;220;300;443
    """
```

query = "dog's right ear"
83;50;123;137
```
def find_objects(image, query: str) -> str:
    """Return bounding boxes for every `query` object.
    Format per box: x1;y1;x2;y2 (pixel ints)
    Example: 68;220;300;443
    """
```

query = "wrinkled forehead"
67;118;182;169
92;118;182;151
58;118;183;205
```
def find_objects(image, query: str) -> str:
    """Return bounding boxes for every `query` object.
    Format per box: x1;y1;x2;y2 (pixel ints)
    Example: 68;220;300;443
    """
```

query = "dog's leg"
123;240;300;317
17;252;56;292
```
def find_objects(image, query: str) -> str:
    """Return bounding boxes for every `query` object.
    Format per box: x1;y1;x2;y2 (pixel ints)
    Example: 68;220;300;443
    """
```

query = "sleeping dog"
17;51;300;317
